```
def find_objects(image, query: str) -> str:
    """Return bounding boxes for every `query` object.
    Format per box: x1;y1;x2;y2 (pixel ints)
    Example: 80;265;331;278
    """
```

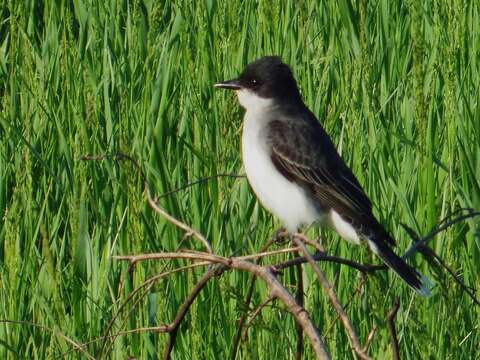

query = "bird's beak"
214;79;242;90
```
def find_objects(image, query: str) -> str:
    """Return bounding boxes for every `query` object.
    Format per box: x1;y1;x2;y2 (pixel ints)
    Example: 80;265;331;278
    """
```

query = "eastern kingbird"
215;56;430;295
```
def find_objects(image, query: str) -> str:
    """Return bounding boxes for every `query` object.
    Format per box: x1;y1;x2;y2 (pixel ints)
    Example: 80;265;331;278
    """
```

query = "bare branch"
163;267;223;359
113;251;227;264
145;185;213;253
292;234;371;360
386;298;401;360
231;275;257;360
420;245;480;306
229;258;330;359
362;326;377;354
231;239;275;360
115;250;330;358
294;251;304;360
403;210;480;259
274;251;386;273
237;247;301;261
244;296;276;332
81;152;213;253
156;173;245;199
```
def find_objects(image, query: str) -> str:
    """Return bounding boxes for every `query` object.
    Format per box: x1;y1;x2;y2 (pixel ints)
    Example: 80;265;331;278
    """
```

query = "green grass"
1;0;479;358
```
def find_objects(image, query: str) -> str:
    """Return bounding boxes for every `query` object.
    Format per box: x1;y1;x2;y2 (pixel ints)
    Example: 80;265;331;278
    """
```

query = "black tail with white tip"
366;234;431;296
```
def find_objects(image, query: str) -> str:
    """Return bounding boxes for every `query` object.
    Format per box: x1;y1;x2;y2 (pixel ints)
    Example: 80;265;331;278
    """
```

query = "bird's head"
215;56;300;110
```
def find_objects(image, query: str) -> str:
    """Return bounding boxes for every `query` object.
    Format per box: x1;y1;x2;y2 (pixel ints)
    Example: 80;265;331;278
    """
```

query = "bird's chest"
241;112;319;232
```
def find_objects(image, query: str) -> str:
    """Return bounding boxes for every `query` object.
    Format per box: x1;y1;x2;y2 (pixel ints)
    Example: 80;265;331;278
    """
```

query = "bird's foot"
272;227;291;245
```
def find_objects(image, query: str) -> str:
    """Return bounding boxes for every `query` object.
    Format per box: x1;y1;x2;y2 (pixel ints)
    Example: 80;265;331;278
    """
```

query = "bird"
214;56;430;295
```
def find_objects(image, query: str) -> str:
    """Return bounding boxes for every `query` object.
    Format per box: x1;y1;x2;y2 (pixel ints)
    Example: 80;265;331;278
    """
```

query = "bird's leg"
272;227;291;245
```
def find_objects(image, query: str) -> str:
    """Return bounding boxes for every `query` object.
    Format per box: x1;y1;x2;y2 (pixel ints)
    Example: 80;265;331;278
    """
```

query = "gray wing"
267;117;393;244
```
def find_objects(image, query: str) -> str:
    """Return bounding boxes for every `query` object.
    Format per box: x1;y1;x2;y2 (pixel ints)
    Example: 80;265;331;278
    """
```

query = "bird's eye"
250;78;259;87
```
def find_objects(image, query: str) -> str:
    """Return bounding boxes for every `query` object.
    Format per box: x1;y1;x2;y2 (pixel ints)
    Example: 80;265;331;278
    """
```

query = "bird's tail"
365;233;431;296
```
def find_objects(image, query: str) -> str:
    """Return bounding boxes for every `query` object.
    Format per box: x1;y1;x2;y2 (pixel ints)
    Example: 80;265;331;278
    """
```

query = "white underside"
238;89;361;243
329;210;361;244
240;93;318;232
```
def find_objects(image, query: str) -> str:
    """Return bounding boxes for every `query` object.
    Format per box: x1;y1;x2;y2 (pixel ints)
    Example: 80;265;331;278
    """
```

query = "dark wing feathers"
267;117;393;244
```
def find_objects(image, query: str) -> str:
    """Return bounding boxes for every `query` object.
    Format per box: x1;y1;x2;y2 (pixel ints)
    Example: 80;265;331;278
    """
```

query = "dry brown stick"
163;267;222;360
362;326;377;353
231;278;257;360
82;152;214;253
386;298;401;360
300;236;325;252
324;274;367;338
145;185;213;254
229;258;330;359
101;262;211;357
113;251;227;264
292;234;371;360
236;246;301;261
243;296;276;332
115;251;331;358
231;239;275;360
294;251;305;360
403;211;480;259
422;246;480;306
274;251;386;273
113;248;303;266
117;252;330;359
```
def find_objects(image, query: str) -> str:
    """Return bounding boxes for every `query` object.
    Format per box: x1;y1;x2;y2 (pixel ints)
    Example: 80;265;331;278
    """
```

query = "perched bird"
214;56;430;295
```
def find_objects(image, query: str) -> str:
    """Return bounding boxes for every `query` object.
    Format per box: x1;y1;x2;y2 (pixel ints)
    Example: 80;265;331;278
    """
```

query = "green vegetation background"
0;0;479;358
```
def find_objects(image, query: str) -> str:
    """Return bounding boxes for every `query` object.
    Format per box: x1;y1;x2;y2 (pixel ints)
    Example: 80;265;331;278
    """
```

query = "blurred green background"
0;0;479;358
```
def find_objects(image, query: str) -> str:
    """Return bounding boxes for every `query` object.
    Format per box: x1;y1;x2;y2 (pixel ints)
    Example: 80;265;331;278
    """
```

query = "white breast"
238;90;320;232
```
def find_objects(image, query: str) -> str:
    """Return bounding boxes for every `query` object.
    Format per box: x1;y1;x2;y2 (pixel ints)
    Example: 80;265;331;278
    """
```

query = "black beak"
214;79;242;90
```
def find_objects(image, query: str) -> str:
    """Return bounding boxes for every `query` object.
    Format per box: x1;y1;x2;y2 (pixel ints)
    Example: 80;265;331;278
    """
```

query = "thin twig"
231;277;257;360
362;326;377;354
156;173;245;199
274;251;386;273
292;234;371;360
236;247;301;261
324;274;367;338
243;296;276;332
231;239;275;360
146;185;213;253
163;267;223;360
113;252;227;264
294;251;304;360
420;245;480;306
229;259;330;359
403;211;480;259
82;152;213;253
386;298;401;360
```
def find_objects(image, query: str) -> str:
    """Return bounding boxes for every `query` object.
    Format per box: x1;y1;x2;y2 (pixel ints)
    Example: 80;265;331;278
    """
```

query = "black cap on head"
215;56;301;100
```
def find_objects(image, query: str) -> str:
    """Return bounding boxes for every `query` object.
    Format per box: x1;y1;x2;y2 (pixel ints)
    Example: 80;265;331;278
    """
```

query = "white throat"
236;89;273;112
